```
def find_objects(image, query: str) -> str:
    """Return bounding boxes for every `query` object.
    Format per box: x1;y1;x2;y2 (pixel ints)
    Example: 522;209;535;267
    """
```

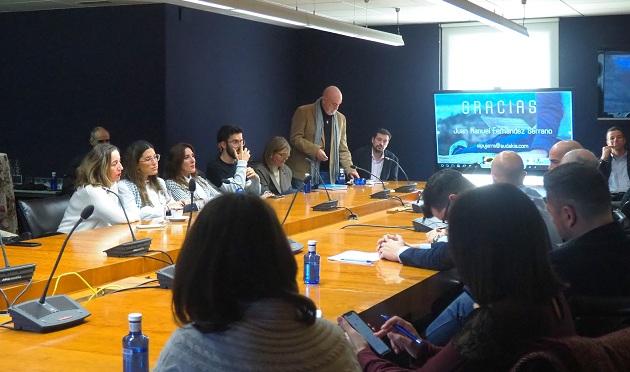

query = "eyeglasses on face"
141;154;160;163
97;139;110;143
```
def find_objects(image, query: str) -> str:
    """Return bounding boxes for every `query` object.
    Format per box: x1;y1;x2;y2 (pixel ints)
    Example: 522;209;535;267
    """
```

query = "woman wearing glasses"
164;143;244;211
58;143;139;233
254;136;294;196
119;140;184;220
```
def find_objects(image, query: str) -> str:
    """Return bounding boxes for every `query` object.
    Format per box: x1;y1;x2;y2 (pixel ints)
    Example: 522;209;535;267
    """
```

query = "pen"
339;258;374;264
380;314;422;345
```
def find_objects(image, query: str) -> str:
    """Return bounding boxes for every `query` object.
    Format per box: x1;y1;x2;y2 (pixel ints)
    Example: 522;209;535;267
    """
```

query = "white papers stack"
328;250;380;265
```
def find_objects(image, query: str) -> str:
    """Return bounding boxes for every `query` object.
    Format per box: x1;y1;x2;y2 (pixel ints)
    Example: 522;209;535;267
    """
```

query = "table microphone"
305;158;338;211
384;156;417;193
102;187;151;257
8;205;94;332
186;178;196;233
350;165;390;199
0;234;36;286
158;178;196;289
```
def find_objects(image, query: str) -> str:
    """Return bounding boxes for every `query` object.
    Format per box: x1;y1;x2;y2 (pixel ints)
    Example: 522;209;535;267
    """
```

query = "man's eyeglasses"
229;139;245;146
141;154;160;163
97;139;110;143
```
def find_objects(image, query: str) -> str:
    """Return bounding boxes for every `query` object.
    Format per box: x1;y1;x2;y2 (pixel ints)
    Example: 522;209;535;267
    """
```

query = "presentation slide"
434;90;573;171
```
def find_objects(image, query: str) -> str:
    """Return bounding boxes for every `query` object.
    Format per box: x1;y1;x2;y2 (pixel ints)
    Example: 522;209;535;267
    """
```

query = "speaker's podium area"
1;182;462;370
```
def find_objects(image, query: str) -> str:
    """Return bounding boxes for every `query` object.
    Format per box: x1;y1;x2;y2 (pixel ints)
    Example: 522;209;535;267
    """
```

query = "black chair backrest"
570;295;630;337
17;195;71;238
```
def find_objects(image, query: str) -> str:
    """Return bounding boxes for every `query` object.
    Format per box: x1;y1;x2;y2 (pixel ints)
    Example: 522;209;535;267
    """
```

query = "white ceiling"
3;0;630;26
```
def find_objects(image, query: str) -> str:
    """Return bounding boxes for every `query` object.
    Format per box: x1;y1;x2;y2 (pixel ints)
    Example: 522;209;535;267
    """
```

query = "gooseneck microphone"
186;178;196;233
305;158;338;211
280;178;308;253
102;187;152;257
350;165;390;199
384;156;417;193
9;205;94;332
0;234;36;286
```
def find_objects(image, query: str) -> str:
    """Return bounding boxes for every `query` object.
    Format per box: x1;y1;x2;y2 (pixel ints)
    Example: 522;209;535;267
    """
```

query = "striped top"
154;299;360;372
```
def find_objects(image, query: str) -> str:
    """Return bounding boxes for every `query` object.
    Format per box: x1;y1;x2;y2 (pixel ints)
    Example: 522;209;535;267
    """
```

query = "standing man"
206;125;260;194
352;128;399;181
598;126;630;199
286;86;359;186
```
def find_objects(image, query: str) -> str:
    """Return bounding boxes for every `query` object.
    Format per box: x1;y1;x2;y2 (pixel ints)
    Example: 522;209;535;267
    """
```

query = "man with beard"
206;125;260;193
352;128;399;181
286;86;359;187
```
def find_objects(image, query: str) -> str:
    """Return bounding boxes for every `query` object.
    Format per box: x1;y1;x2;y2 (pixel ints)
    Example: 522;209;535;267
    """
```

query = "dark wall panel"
560;15;630;153
163;6;298;170
0;5;165;178
295;25;440;180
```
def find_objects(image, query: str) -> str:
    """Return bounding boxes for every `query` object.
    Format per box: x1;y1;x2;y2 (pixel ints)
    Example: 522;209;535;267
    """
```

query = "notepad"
328;250;380;265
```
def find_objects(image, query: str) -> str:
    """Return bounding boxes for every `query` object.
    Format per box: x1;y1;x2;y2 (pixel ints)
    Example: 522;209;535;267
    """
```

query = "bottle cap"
128;312;142;322
307;240;317;252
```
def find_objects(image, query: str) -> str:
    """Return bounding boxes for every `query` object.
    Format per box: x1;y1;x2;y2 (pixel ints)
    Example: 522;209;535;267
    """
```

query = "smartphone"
342;311;391;358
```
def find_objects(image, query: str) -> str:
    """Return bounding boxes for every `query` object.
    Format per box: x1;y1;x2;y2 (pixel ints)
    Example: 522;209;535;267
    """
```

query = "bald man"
491;151;561;245
286;86;359;187
561;148;599;168
548;140;583;170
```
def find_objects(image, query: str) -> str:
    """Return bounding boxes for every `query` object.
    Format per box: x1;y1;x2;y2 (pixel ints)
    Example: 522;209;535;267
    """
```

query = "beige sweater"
154;299;360;372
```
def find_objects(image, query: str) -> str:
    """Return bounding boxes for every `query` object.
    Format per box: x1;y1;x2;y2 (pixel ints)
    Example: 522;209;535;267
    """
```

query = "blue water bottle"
304;240;320;284
303;173;312;193
123;313;149;372
50;172;57;191
336;168;346;185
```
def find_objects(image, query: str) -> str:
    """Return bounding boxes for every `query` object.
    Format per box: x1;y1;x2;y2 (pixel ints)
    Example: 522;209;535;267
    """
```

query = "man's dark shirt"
550;222;630;297
352;146;399;181
398;242;453;271
206;156;236;187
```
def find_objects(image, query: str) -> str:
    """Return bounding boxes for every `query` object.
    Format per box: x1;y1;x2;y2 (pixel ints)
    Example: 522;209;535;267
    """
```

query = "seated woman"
164;143;243;211
118;140;183;220
254;136;294;196
154;193;359;372
340;183;575;371
58;144;139;233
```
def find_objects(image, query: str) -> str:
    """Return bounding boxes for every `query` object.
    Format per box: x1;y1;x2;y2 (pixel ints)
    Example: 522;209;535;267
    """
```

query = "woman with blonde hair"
58;143;139;233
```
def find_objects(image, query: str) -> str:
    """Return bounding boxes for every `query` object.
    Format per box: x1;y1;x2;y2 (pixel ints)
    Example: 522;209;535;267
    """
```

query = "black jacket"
352;146;399;181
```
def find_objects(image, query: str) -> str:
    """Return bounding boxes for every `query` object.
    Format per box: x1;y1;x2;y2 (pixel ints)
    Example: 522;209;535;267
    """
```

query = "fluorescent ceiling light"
442;0;529;37
169;0;404;46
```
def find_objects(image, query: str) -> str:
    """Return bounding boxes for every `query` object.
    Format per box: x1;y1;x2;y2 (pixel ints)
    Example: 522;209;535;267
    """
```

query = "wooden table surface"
0;183;456;371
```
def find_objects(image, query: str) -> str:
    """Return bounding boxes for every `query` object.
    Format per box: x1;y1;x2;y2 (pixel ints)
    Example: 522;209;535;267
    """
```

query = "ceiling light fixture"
167;0;404;46
442;0;529;37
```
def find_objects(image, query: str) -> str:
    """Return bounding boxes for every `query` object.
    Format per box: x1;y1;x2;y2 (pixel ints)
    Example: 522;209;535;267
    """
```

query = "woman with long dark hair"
340;184;575;371
155;193;359;371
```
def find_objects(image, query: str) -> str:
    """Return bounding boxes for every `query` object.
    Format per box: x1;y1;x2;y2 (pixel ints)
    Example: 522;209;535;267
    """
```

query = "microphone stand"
186;178;196;233
102;187;151;257
9;205;94;332
304;158;338;211
351;165;390;199
384;156;417;193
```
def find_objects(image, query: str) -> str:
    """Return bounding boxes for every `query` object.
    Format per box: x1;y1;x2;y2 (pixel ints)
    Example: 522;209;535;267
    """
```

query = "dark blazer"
352;146;399;181
550;222;630;298
398;242;454;271
253;162;293;195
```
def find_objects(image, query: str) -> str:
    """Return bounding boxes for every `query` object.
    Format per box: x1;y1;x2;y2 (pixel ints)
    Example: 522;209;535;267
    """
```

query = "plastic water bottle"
303;173;312;193
123;313;149;372
304;240;320;284
50;172;57;191
336;168;346;185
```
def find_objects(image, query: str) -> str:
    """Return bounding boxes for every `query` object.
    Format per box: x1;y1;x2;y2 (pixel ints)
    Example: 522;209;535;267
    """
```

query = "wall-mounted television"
598;50;630;120
434;89;573;172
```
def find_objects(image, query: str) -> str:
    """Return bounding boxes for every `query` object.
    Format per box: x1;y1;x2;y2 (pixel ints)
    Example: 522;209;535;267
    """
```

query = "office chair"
16;195;71;238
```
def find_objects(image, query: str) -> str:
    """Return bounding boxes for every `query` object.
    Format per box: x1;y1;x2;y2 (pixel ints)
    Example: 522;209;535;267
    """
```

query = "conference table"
1;182;458;371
